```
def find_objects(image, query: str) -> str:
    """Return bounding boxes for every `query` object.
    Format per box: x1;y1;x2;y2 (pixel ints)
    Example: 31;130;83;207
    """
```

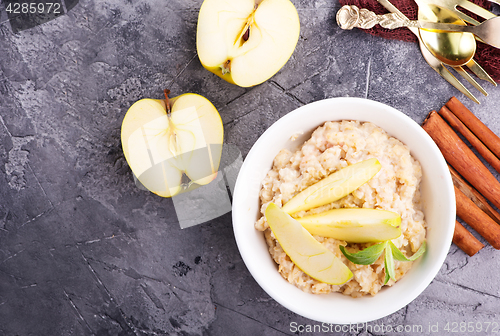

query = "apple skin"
121;92;224;198
196;0;300;87
265;203;353;285
297;208;402;243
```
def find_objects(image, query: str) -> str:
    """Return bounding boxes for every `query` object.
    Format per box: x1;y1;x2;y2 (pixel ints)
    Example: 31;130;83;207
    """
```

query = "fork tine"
466;60;498;87
433;64;481;104
453;66;488;96
453;11;481;25
417;38;482;103
458;0;496;20
416;37;483;103
416;0;496;23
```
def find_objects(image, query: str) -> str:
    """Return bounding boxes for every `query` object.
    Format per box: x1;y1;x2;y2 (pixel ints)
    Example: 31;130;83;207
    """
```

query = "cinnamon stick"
448;165;500;226
446;97;500;159
455;185;500;249
453;220;484;256
439;105;500;174
422;111;500;210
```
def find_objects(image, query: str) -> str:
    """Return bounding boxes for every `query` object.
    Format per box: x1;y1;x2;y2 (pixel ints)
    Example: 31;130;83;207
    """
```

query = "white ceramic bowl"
232;97;455;324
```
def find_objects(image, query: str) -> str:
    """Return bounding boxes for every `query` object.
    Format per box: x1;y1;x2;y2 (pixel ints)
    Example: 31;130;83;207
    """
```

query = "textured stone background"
1;0;500;335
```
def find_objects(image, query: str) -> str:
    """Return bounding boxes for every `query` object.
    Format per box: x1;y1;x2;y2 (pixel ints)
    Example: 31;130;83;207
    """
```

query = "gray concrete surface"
1;0;500;335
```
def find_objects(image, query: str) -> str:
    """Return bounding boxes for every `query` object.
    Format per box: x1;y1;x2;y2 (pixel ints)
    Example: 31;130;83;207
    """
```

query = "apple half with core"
121;90;224;197
196;0;300;87
297;208;402;243
265;203;353;285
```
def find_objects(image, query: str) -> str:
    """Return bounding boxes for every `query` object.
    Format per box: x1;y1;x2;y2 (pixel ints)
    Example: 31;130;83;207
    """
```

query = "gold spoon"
336;4;476;66
337;4;492;101
337;5;500;49
418;4;477;67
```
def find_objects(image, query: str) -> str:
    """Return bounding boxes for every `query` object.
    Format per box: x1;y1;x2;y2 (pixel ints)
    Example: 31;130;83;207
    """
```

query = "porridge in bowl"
255;120;426;297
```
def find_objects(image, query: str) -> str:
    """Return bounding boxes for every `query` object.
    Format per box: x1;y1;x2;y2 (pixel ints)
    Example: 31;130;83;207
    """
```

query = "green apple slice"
265;203;353;285
281;158;382;214
297;208;402;243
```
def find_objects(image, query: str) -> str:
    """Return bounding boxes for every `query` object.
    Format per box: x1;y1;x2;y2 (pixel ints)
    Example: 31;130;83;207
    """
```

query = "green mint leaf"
384;242;395;284
389;240;427;262
339;242;387;265
340;240;427;286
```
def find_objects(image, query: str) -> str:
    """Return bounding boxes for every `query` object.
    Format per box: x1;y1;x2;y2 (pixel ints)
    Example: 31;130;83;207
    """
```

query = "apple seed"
242;27;250;41
163;89;172;115
162;89;183;156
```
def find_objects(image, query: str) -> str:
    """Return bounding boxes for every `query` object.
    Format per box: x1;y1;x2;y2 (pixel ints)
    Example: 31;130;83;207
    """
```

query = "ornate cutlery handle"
336;5;419;30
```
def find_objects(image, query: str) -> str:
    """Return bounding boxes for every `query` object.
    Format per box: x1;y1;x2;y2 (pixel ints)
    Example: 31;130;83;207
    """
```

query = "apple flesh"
281;158;382;214
196;0;300;87
265;203;353;285
121;91;224;197
297;208;402;243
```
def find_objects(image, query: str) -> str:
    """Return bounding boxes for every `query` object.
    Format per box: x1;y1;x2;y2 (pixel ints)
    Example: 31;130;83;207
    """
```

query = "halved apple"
121;90;224;197
265;203;353;285
281;158;382;214
196;0;300;87
297;208;402;243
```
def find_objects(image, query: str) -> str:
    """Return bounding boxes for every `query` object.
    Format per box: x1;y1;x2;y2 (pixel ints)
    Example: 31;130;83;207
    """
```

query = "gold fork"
415;0;497;87
418;0;496;25
377;0;492;103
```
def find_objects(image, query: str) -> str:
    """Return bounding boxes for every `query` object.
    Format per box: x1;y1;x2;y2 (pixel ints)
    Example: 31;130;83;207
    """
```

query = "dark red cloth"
339;0;500;82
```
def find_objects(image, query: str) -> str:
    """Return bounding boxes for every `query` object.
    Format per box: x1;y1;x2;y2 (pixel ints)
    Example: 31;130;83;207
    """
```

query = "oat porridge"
254;120;427;297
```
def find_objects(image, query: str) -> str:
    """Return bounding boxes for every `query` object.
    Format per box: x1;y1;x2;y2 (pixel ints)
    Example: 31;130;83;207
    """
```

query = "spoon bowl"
418;4;476;66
